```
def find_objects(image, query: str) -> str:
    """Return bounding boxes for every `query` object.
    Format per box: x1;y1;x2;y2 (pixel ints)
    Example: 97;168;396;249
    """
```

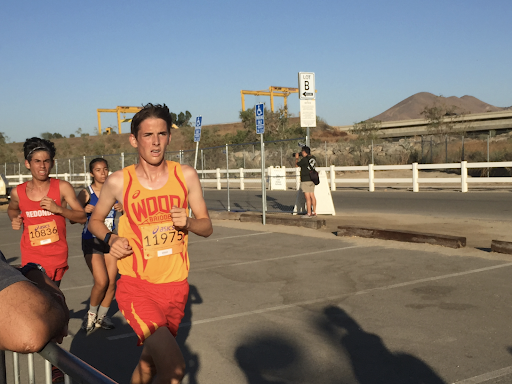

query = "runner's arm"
7;188;23;230
0;274;68;352
171;165;212;237
89;171;133;259
41;181;87;224
70;188;90;224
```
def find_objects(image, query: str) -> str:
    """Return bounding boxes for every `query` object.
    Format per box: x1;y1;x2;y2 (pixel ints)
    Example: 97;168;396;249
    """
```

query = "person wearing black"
0;250;69;354
295;146;317;217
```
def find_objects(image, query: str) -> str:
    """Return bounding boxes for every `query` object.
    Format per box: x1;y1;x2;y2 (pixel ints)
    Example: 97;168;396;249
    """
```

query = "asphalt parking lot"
2;210;512;384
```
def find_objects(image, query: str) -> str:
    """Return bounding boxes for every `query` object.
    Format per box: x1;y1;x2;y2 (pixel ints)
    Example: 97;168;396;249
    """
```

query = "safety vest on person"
82;185;116;240
18;178;68;269
117;161;189;284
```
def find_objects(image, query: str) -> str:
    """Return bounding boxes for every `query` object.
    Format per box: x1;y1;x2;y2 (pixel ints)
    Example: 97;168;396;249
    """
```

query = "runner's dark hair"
23;137;56;161
89;158;109;173
131;103;173;137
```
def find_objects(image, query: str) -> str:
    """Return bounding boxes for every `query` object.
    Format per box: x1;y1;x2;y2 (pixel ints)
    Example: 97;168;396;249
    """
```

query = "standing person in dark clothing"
295;146;317;217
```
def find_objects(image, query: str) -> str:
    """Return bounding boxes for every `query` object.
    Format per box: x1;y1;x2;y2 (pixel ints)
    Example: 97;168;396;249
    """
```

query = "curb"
240;213;326;230
209;211;244;220
336;226;466;249
491;240;512;255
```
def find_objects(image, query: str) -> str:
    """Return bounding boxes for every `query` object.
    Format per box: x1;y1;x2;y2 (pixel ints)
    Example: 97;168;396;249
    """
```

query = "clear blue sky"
1;0;511;143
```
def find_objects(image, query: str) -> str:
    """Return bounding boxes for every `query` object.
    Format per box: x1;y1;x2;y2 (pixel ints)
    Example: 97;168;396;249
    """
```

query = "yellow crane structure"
97;106;179;134
240;86;300;115
97;106;142;135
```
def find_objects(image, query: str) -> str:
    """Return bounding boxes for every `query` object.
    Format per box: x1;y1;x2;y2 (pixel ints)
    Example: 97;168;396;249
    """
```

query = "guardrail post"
28;353;35;384
0;351;6;384
461;161;468;192
330;165;335;191
121;152;125;169
412;162;419;192
83;156;87;186
13;352;19;384
268;166;273;190
239;168;244;190
295;167;300;190
368;164;375;192
216;168;221;190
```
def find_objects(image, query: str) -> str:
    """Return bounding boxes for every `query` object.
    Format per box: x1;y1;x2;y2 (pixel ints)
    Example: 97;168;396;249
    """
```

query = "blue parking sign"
194;116;202;142
255;103;264;134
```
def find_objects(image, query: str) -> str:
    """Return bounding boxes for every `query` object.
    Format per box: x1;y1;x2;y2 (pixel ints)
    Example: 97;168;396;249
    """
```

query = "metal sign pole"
226;144;230;212
193;141;199;169
261;134;266;225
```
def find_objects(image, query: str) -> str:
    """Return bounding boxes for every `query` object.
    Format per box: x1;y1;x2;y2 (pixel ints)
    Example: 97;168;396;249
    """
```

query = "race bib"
140;222;185;260
105;218;114;231
28;220;60;247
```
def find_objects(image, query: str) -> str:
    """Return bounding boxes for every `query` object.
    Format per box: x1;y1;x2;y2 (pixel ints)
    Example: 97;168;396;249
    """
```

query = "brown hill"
372;92;507;122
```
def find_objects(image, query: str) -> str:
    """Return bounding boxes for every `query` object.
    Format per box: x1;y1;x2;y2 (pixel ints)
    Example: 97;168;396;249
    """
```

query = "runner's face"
130;118;170;165
91;161;109;183
25;151;53;181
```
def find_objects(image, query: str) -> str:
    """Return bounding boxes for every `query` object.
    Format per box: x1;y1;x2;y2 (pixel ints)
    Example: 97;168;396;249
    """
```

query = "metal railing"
1;343;118;384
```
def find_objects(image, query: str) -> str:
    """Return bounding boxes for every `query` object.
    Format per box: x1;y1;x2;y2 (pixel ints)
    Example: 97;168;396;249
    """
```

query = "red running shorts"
116;275;189;346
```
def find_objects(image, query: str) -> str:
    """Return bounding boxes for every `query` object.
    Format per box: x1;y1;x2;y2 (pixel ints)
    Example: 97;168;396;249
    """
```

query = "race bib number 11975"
140;222;185;260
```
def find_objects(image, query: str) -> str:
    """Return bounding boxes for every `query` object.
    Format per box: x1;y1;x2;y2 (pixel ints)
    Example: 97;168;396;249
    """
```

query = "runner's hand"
11;215;23;230
40;196;61;214
109;236;133;259
84;204;95;213
113;202;123;212
171;206;188;230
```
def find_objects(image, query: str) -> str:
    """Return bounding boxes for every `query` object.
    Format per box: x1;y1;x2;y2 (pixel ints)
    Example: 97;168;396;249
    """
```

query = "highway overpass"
335;110;512;138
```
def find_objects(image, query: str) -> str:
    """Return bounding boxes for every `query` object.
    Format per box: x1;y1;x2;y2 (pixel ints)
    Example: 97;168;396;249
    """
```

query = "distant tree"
0;132;9;145
174;111;192;127
0;132;16;163
41;132;63;140
421;96;469;136
350;119;381;166
69;134;75;138
350;119;381;143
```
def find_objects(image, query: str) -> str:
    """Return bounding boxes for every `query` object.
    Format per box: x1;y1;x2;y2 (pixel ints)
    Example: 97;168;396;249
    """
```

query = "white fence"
5;161;512;193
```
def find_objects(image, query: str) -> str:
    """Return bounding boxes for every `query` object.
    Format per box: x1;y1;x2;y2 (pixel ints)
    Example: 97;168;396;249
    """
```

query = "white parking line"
193;245;364;271
452;365;512;383
61;284;93;292
181;261;512;328
108;260;512;341
189;232;268;245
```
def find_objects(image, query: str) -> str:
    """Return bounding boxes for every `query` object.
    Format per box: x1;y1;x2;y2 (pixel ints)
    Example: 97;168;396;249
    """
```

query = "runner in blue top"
75;158;123;332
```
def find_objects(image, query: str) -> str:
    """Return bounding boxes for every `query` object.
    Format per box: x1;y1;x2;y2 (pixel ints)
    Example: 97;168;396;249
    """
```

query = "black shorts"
82;237;110;256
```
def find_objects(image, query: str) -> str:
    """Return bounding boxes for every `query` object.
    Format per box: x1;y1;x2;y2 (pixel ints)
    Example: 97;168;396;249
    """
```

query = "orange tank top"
118;161;189;284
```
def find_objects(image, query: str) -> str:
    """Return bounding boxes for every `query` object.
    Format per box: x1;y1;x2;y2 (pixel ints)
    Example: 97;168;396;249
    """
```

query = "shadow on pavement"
320;305;446;384
69;299;140;383
176;284;203;384
234;305;446;384
235;333;302;384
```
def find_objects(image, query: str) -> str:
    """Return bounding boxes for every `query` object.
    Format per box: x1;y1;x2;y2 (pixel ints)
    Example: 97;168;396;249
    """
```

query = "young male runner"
8;137;87;285
8;137;85;383
89;103;213;384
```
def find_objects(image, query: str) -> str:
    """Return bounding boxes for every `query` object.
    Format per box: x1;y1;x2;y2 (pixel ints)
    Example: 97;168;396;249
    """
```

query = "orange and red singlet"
118;161;189;284
18;178;68;271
